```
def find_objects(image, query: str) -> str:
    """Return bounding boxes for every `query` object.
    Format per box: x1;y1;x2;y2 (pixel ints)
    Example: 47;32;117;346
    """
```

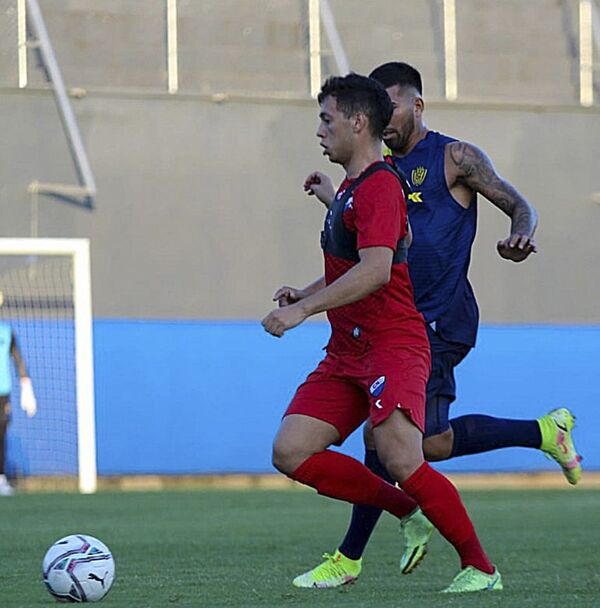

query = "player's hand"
20;377;37;417
273;286;306;307
303;172;335;207
262;304;308;337
497;234;537;262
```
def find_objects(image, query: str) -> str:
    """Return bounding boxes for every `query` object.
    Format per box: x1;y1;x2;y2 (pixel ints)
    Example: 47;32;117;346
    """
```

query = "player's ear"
353;112;368;134
414;96;424;117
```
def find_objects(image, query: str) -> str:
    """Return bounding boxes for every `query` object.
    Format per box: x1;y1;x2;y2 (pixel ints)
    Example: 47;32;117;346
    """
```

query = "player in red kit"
262;73;501;593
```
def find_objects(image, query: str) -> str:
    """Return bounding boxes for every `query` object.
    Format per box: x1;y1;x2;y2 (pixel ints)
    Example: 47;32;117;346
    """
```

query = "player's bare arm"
273;276;326;307
446;141;538;263
11;334;36;417
10;335;28;378
304;172;335;208
262;247;392;337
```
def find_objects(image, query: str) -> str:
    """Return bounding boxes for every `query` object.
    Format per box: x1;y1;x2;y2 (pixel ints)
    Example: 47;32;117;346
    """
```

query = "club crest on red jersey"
369;375;386;397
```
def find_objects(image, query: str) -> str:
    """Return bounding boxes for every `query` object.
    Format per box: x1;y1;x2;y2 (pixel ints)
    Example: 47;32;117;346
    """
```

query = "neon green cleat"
399;508;434;574
538;407;582;485
442;566;503;593
292;550;361;588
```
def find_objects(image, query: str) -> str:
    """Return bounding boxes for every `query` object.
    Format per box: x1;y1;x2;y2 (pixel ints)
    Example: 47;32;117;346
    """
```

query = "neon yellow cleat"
399;508;434;574
292;550;361;588
538;407;582;485
442;566;503;593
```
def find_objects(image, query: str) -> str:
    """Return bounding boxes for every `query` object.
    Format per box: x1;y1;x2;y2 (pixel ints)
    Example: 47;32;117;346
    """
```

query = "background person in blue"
0;291;37;496
294;62;581;589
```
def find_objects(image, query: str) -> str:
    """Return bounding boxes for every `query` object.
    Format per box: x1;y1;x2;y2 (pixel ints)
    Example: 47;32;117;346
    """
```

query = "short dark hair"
369;62;423;95
317;73;393;140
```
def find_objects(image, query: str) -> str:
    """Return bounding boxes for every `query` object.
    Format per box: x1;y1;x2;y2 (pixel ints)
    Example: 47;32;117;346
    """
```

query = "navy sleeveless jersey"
391;131;479;346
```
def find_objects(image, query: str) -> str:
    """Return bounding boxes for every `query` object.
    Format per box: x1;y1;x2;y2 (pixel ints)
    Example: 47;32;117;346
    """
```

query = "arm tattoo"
448;142;538;236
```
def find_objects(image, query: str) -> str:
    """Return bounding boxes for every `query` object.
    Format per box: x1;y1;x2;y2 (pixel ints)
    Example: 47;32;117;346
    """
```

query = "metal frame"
166;0;178;94
17;0;27;88
443;0;458;101
25;0;97;204
320;0;350;76
0;238;97;494
308;0;322;97
579;0;593;106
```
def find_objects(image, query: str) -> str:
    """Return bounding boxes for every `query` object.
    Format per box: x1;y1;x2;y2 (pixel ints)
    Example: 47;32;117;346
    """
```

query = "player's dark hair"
318;73;393;140
369;62;423;95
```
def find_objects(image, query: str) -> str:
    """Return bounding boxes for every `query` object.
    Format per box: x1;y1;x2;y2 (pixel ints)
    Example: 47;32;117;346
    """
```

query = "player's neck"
395;123;429;158
344;144;382;179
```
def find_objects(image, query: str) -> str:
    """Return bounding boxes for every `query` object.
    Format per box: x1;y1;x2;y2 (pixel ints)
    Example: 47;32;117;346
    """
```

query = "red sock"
401;462;494;573
291;450;417;519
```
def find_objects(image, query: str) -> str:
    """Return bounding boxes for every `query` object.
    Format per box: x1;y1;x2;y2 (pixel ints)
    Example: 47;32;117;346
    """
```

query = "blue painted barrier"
93;321;600;475
4;319;77;475
7;320;599;476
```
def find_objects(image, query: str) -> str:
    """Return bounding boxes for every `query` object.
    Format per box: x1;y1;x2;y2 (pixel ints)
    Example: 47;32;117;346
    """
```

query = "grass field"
1;488;599;607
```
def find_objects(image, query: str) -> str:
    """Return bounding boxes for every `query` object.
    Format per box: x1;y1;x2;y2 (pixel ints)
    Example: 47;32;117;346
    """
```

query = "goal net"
0;239;96;493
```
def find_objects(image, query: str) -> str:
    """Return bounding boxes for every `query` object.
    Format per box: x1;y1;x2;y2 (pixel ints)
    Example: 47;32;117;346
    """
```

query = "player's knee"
271;440;293;475
423;429;453;461
378;452;422;484
271;438;310;476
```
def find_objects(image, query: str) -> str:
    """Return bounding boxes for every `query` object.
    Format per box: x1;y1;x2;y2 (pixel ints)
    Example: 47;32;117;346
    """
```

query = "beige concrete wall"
1;88;599;322
2;0;590;102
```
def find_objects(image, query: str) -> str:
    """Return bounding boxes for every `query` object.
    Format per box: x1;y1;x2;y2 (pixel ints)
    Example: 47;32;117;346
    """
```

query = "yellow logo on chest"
411;166;427;186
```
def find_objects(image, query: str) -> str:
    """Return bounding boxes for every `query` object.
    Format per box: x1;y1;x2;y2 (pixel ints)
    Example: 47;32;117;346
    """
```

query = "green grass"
1;488;599;607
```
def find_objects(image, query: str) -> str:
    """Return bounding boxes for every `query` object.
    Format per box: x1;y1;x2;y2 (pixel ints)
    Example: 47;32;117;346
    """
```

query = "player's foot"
538;407;582;485
292;549;361;588
442;566;503;593
0;474;14;496
399;507;434;574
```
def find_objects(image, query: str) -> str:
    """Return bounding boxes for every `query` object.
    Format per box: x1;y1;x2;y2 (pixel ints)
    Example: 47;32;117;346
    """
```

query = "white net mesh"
0;254;78;484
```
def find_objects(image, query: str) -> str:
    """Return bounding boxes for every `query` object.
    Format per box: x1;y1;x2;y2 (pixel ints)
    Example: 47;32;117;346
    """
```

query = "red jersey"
321;162;428;355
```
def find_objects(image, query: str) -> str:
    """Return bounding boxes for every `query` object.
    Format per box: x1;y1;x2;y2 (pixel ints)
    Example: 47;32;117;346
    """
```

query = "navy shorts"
424;326;471;438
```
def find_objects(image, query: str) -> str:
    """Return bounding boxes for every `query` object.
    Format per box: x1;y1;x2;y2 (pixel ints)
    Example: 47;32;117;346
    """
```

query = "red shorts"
284;347;430;444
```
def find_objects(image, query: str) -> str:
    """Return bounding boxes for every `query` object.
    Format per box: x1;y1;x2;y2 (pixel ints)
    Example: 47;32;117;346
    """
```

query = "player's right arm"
263;249;392;337
304;172;335;208
292;247;392;317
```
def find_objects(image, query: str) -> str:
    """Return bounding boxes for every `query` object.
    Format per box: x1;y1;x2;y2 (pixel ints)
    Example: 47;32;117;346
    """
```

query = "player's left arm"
261;247;392;337
10;335;28;379
446;141;538;263
10;334;37;417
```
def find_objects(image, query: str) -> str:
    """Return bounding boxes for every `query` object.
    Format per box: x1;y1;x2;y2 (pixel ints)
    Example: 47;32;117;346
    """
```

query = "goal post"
0;238;96;493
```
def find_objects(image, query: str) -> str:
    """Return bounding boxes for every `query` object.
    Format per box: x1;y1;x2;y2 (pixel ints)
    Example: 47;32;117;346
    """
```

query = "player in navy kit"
293;62;581;591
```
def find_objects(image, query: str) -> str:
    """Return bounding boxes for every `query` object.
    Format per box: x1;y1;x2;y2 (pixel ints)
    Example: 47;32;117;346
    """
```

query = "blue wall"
91;321;600;476
4;320;77;476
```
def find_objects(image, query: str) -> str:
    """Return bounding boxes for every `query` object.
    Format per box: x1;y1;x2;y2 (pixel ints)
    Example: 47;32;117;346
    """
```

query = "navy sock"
338;450;393;560
450;414;542;457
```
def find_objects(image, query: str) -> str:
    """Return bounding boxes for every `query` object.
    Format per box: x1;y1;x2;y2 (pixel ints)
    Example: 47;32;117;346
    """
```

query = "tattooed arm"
445;141;538;262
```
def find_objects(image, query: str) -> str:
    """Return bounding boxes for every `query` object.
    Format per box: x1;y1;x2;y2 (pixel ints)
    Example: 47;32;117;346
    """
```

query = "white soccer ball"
42;534;115;602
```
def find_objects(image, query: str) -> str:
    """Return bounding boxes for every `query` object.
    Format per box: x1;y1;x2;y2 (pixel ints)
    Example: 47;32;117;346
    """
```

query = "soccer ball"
42;534;115;602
